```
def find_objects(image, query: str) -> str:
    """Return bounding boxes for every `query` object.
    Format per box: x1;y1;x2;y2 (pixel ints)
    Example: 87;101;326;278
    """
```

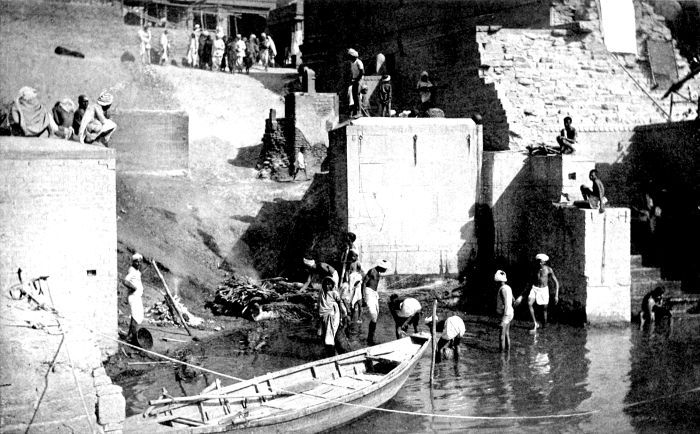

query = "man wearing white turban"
514;253;560;333
78;90;117;146
495;270;513;351
123;253;144;344
362;258;390;345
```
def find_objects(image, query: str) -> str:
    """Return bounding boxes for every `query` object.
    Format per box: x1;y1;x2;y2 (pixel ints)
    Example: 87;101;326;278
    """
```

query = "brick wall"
109;109;189;173
0;137;118;354
330;117;481;275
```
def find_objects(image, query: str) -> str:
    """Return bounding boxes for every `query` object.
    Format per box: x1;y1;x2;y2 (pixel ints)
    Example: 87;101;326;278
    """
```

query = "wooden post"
429;299;437;383
152;259;193;337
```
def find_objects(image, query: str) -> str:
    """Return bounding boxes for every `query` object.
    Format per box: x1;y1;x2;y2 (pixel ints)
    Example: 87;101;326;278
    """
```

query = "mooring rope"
19;298;700;424
89;329;600;421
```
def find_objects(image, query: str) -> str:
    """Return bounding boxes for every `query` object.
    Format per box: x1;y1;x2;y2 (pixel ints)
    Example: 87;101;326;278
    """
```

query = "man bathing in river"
514;253;560;333
425;314;465;362
362;259;390;346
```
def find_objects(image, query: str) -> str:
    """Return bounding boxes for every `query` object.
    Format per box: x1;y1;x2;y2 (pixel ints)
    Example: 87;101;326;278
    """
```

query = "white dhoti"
348;272;363;306
528;285;550;306
364;287;379;321
320;305;340;346
128;292;144;324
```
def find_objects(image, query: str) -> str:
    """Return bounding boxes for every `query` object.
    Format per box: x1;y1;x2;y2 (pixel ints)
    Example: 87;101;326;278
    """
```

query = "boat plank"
322;376;373;390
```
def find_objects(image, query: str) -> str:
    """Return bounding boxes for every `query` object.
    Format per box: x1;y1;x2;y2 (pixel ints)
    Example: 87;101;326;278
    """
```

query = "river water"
119;310;700;433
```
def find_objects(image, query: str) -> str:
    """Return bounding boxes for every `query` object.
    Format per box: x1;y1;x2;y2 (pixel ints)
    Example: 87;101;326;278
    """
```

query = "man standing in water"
515;253;560;333
362;259;390;345
495;270;513;351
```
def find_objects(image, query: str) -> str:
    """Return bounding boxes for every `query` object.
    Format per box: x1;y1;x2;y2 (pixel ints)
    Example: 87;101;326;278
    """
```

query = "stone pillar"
302;68;316;93
94;368;125;434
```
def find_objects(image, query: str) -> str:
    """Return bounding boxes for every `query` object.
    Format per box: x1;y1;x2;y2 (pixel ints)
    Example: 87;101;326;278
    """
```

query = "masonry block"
0;137;118;355
97;393;125;425
285;92;339;148
109;109;189;172
330;118;481;275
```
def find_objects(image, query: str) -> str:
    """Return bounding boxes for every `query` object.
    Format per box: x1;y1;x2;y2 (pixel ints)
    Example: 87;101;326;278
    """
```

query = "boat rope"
20;301;700;423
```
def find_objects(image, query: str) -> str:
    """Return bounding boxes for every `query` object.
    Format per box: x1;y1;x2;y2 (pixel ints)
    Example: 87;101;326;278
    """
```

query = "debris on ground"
210;274;315;322
148;295;205;328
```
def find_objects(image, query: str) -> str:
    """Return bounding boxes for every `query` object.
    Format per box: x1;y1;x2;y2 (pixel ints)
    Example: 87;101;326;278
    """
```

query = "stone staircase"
630;254;700;319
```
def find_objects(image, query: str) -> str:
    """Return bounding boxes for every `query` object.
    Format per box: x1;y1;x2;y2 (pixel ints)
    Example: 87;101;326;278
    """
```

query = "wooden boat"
136;333;431;433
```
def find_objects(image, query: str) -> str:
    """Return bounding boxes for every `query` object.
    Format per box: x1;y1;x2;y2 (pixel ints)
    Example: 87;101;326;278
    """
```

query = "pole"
151;259;193;337
429;299;437;384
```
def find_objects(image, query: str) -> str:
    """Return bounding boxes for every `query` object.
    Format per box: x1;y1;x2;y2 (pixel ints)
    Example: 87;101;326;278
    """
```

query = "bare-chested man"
514;253;560;332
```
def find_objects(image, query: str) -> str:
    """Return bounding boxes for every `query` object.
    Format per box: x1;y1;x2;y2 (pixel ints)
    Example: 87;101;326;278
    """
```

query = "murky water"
118;312;700;433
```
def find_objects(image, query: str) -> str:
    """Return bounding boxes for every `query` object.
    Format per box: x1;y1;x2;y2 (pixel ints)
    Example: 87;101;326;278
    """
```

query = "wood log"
151;259;193;337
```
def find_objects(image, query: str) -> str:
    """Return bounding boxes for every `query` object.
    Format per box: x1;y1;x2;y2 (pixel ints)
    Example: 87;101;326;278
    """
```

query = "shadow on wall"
605;121;700;288
251;71;299;96
228;143;263;169
465;155;588;325
229;173;339;281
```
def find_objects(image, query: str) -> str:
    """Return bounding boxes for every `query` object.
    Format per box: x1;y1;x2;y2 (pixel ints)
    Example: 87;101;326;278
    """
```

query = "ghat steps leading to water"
630;254;700;318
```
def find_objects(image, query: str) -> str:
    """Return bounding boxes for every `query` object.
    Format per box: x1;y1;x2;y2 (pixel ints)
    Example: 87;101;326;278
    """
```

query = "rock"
97;393;125;425
551;29;569;37
96;384;123;397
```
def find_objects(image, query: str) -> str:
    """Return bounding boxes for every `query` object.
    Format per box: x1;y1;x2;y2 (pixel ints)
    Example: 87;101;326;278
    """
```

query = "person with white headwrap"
123;253;145;344
78;90;117;146
300;257;339;292
389;294;422;339
495;270;513;351
362;258;390;345
9;86;59;137
514;253;560;333
318;276;348;357
346;48;364;117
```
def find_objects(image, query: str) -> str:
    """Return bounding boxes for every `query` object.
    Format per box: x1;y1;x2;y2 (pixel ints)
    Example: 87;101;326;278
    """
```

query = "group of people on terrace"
1;87;117;146
137;23;278;73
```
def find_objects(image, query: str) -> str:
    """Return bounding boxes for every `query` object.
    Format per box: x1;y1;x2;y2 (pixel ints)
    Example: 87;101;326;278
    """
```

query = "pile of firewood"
211;275;315;321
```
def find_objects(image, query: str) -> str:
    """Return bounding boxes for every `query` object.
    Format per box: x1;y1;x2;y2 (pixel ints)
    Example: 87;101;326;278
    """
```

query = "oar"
148;391;291;406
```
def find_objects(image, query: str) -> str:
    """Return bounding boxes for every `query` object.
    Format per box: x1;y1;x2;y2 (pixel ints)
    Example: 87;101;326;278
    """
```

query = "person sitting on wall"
514;253;560;333
72;95;89;136
388;294;422;339
639;286;671;330
579;169;607;213
556;116;577;154
9;87;60;137
78;90;117;146
425;314;466;362
51;97;76;139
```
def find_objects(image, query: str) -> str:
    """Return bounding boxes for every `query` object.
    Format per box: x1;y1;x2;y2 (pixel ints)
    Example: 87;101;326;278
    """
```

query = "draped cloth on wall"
599;0;637;55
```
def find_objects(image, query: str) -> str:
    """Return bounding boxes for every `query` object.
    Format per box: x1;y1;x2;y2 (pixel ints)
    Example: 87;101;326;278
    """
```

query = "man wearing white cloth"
362;259;390;346
425;315;466;362
515;253;560;333
389;294;422;339
123;253;145;344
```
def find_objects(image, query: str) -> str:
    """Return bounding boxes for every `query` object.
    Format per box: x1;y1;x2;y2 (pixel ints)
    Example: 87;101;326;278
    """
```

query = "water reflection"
117;314;700;432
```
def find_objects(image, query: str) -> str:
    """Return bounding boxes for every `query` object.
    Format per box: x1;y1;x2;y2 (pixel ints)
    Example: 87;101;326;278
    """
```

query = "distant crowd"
0;87;117;146
137;23;280;73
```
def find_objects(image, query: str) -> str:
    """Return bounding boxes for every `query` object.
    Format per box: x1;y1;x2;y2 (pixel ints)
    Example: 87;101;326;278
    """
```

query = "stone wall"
0;137;118;354
329;117;481;275
109;109;189;173
477;151;630;323
303;0;699;151
284;92;339;148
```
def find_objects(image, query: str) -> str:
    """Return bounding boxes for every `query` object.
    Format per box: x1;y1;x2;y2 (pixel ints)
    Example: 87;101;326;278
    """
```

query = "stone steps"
630;254;699;317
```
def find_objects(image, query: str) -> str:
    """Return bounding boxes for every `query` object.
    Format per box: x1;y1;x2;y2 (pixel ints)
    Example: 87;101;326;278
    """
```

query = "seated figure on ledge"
579;169;607;213
556;116;577;154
